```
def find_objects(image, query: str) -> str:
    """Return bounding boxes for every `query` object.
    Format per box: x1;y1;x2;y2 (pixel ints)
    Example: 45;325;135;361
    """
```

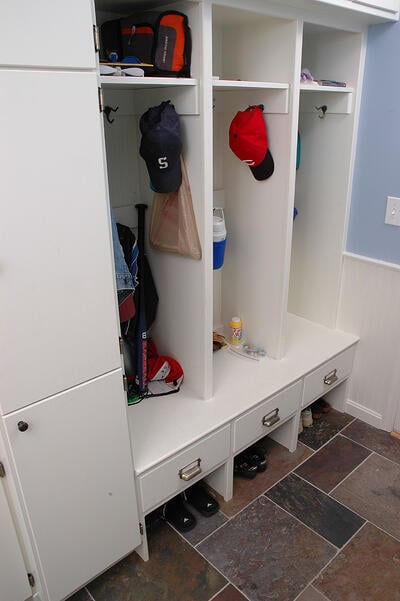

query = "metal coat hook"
315;105;327;119
104;105;119;124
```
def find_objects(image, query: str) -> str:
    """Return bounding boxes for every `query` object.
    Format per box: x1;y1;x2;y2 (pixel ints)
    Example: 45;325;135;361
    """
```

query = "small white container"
301;408;313;428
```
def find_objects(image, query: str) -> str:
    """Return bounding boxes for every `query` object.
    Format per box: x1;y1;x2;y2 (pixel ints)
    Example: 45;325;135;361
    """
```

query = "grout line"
309;585;332;601
265;495;338;551
208;582;229;601
292;520;368;601
367;520;400;544
328;450;373;496
84;588;96;601
340;433;400;468
292;583;332;601
298;417;355;455
193;543;252;601
339;417;357;434
192;515;234;547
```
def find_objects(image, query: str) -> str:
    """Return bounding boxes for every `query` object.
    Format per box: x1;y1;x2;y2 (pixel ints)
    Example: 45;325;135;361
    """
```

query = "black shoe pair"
234;446;267;479
164;483;219;533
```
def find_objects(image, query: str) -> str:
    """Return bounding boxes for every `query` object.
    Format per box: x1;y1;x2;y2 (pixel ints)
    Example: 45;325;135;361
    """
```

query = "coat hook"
104;105;119;124
315;105;327;119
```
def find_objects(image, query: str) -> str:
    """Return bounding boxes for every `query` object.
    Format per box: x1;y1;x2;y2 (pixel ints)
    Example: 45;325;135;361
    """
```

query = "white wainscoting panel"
337;253;400;431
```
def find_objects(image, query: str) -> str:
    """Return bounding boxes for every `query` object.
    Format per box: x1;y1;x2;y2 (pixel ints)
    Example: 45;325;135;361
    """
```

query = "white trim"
343;251;400;272
344;398;384;429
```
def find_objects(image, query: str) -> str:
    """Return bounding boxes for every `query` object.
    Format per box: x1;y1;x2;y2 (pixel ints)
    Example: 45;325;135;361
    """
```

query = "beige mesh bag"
149;156;202;260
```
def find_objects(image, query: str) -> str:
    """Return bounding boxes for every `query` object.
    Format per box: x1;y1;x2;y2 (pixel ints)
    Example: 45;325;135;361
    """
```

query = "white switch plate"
385;196;400;226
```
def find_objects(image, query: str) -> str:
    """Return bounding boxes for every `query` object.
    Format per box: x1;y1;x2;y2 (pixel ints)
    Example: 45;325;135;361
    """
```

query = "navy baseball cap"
139;101;182;193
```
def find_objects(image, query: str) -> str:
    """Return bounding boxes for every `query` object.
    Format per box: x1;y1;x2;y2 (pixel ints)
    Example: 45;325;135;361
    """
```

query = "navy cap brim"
250;149;274;181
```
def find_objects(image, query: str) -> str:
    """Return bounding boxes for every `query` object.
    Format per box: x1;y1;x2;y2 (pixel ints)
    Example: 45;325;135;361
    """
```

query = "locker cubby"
96;0;212;400
211;5;299;361
288;23;364;328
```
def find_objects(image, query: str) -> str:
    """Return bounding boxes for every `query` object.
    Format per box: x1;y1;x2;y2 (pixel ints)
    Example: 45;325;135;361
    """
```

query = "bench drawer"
233;381;302;454
302;347;355;408
139;425;230;513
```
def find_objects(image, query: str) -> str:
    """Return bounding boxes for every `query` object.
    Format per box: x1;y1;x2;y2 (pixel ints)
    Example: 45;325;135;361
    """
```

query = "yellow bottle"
230;316;242;345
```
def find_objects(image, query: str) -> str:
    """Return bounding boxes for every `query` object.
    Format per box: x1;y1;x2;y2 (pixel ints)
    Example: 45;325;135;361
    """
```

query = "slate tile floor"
68;412;400;601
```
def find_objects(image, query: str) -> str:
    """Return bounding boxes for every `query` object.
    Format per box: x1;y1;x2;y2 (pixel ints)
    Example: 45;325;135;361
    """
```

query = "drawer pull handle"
262;408;280;428
179;458;202;481
324;369;338;386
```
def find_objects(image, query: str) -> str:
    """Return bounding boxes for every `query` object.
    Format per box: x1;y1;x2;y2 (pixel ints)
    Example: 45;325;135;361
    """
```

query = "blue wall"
347;21;400;265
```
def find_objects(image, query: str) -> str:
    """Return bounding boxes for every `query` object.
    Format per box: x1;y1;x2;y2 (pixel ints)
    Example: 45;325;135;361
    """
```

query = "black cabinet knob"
17;421;29;432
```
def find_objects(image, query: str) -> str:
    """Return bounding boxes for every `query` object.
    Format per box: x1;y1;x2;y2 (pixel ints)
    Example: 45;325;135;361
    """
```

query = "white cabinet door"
0;69;121;415
0;480;31;601
3;370;140;601
0;0;96;68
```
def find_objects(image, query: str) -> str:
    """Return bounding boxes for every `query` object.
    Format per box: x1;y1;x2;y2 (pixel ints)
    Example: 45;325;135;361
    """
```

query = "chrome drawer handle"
324;369;338;386
179;458;202;481
262;408;280;428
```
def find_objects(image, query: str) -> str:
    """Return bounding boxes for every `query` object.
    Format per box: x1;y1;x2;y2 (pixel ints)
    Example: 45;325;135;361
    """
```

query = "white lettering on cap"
158;157;169;169
243;159;256;166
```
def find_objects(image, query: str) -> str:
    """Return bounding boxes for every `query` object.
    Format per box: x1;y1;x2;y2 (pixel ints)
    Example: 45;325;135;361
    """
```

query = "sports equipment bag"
100;10;191;77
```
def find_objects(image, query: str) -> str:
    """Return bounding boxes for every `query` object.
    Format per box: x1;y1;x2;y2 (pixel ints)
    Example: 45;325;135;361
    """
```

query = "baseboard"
344;398;384;430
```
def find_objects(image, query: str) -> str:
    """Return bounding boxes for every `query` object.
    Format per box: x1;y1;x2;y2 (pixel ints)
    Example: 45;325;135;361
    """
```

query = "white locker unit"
3;371;140;601
0;478;31;601
0;69;121;414
1;0;398;600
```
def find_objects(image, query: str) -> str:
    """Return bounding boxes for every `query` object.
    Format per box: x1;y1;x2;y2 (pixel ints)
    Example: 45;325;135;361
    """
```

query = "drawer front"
233;381;302;454
302;347;355;407
140;425;230;513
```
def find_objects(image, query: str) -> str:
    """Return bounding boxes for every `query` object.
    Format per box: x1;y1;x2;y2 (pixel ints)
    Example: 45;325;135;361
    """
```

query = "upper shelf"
213;79;289;91
100;76;199;116
300;84;354;93
300;84;354;114
100;76;198;90
213;79;289;114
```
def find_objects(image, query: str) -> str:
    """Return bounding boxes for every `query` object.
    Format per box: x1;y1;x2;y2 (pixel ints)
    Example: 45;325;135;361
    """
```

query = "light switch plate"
385;196;400;226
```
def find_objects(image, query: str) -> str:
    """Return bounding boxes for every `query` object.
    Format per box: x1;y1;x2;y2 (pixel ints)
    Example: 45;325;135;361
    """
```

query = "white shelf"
128;313;358;476
213;80;289;114
213;79;289;91
100;76;199;116
299;84;354;114
300;84;354;93
100;76;198;90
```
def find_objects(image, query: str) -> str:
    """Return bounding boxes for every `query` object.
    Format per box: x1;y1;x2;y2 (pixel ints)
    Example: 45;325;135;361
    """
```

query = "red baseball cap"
229;105;274;181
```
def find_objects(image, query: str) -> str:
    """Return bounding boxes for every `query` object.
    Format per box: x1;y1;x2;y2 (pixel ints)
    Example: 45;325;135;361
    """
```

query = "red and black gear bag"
153;11;191;77
100;10;191;78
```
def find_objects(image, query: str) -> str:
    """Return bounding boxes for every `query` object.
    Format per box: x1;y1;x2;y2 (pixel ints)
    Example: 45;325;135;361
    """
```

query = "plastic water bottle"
213;208;227;270
230;317;242;345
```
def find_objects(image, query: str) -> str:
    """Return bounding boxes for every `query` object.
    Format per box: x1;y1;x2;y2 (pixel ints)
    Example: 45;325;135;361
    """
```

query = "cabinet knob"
17;421;29;432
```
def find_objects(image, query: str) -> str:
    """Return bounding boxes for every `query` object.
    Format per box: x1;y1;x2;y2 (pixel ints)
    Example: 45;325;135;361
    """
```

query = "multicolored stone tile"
331;453;400;540
342;419;400;464
266;473;364;548
314;523;400;601
87;520;226;601
294;434;371;493
296;586;331;601
65;589;92;601
214;438;313;517
298;410;354;450
198;496;336;601
211;584;249;601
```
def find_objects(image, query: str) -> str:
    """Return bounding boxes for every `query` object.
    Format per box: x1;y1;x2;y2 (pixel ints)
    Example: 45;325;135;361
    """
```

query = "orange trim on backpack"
121;25;154;36
159;14;185;71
